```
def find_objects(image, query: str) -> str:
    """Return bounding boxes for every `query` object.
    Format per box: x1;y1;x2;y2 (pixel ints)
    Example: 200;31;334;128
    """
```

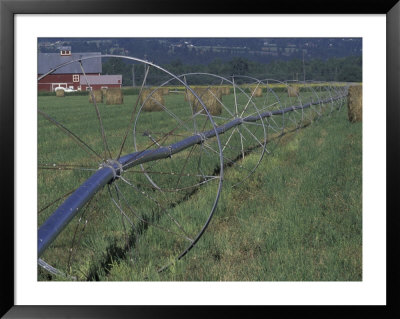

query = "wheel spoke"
116;63;151;160
79;61;112;160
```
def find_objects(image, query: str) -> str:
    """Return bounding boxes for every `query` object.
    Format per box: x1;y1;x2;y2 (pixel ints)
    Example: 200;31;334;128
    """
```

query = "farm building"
38;46;122;92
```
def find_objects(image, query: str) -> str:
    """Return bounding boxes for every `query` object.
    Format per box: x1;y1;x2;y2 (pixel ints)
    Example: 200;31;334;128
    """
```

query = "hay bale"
105;88;123;105
248;86;263;97
55;89;64;97
184;88;192;102
201;94;222;116
89;90;103;103
288;85;300;97
184;87;202;102
347;85;362;122
149;86;169;96
186;87;222;116
141;89;165;112
210;87;222;100
185;87;222;102
211;87;228;96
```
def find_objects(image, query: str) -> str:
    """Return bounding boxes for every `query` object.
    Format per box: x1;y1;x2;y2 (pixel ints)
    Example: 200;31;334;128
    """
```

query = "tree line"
102;55;362;87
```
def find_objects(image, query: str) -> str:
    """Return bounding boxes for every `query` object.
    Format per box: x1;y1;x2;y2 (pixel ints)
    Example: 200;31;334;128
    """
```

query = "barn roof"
38;52;102;75
80;75;122;85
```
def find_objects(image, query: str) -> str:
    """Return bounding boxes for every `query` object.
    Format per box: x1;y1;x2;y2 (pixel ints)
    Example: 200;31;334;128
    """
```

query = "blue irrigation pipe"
37;93;346;257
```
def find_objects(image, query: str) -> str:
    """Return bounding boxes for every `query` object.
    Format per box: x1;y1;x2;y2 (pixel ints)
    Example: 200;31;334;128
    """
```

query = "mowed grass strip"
104;106;362;281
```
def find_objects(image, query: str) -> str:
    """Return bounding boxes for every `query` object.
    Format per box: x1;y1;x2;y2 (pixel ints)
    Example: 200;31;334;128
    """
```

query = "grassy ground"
37;90;361;281
103;107;362;281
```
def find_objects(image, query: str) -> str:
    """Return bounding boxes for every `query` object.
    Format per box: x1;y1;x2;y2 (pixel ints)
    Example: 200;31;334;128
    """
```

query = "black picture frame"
1;0;399;317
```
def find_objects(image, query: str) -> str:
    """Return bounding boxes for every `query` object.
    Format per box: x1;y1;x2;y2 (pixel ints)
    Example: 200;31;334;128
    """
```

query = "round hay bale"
185;87;222;102
288;85;300;97
185;88;196;102
209;87;223;100
184;87;201;103
347;85;362;122
249;86;263;97
141;88;165;112
55;89;65;97
202;95;222;116
106;88;123;105
149;86;169;96
89;90;103;103
189;88;222;116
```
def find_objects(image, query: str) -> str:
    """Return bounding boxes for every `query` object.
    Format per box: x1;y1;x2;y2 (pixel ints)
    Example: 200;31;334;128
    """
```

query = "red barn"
38;47;122;91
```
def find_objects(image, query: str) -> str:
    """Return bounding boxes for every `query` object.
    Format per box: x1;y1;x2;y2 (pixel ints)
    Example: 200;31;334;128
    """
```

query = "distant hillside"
38;38;362;85
38;38;362;65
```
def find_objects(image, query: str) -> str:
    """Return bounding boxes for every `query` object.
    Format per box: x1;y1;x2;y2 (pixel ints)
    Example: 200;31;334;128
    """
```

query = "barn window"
73;74;80;82
60;50;71;56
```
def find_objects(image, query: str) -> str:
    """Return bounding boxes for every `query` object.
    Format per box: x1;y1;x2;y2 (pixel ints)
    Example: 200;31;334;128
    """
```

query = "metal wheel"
37;55;224;279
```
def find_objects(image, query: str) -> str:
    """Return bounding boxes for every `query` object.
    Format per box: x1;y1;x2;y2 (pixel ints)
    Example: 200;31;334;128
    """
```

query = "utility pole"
302;49;306;82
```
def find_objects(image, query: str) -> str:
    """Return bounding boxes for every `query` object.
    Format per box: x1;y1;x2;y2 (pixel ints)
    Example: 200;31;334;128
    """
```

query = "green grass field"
37;88;361;281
